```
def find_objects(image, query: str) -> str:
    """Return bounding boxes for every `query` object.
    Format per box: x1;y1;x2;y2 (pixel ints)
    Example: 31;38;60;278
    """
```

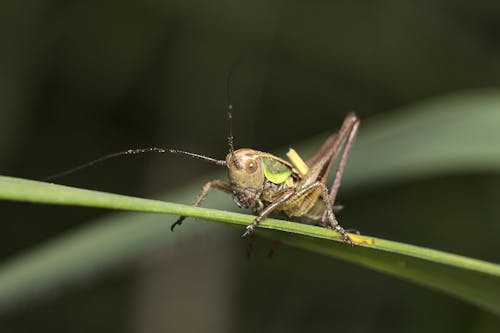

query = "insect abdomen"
281;187;322;218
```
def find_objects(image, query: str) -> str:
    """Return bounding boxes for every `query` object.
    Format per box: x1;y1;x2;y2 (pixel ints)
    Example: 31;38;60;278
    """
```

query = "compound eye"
246;159;258;173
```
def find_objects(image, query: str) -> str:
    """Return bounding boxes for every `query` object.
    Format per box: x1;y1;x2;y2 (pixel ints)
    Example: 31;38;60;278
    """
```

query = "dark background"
1;1;500;332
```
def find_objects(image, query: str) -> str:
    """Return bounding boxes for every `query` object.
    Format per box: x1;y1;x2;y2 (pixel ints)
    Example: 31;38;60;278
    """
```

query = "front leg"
241;188;296;238
253;199;265;214
171;179;232;231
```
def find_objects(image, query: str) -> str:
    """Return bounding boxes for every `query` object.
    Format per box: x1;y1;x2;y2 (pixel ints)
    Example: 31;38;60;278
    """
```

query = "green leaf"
0;175;499;314
1;89;500;314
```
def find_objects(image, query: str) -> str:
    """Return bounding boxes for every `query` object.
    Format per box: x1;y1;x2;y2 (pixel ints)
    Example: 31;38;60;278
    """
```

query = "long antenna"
43;147;226;182
226;62;243;169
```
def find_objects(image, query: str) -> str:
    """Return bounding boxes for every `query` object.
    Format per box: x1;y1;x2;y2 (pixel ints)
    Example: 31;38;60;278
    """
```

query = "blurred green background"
1;0;500;332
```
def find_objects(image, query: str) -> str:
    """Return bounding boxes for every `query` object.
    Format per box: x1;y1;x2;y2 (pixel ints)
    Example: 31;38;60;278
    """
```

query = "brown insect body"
172;113;360;245
227;148;316;218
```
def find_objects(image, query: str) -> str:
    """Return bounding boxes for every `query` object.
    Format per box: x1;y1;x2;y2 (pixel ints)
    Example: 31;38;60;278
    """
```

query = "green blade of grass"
0;175;499;314
1;89;500;313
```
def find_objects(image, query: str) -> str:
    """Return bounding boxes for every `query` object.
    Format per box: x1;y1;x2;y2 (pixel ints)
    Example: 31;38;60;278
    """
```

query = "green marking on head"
262;157;292;184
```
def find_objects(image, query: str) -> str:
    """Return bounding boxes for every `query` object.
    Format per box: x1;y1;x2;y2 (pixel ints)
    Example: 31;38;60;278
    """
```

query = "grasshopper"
171;110;360;244
45;108;359;244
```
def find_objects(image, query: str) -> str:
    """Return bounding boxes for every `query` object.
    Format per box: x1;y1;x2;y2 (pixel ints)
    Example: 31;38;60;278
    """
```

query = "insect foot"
334;225;355;246
331;223;355;246
171;217;185;231
323;209;355;246
241;224;255;238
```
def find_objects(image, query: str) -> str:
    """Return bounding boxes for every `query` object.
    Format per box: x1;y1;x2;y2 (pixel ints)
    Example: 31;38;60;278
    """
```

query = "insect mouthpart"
231;185;262;209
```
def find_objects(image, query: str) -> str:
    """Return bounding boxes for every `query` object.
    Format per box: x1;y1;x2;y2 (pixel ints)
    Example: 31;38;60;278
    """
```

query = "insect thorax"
261;174;296;202
263;173;325;220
